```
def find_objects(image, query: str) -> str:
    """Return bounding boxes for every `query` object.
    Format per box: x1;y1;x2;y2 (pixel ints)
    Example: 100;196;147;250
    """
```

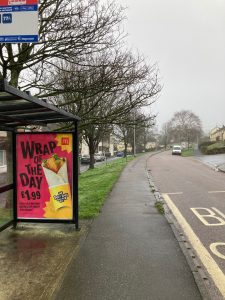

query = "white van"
172;145;182;155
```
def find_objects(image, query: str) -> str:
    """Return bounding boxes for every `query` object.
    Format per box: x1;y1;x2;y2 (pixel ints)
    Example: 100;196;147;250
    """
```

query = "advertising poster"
0;0;38;43
16;133;73;220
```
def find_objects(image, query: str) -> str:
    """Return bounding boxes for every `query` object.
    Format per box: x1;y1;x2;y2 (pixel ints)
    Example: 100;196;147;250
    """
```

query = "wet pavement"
0;153;209;300
0;221;90;300
55;155;202;300
194;152;225;172
0;156;121;300
218;163;225;172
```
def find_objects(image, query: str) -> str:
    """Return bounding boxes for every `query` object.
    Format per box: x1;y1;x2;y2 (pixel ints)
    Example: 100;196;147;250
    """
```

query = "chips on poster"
16;133;73;220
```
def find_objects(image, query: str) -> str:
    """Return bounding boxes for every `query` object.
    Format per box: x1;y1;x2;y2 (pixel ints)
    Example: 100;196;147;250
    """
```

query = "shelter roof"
0;79;80;129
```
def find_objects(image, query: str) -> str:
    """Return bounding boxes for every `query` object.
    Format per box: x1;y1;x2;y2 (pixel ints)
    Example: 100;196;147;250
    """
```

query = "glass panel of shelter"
0;132;13;227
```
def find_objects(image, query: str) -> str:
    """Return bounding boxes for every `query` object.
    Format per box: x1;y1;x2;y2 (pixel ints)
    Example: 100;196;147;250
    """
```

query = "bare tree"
0;0;124;88
52;49;160;168
116;109;156;156
170;110;202;147
82;124;113;168
0;0;162;171
161;121;172;149
48;47;160;119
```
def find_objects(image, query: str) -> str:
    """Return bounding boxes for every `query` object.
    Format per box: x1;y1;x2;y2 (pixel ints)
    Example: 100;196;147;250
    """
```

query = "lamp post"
133;111;136;157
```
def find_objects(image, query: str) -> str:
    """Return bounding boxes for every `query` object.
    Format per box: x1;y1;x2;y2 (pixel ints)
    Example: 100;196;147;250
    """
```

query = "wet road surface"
148;151;225;299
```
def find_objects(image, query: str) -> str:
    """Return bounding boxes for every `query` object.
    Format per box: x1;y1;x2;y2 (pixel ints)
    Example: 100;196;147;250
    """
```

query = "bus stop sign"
0;0;38;43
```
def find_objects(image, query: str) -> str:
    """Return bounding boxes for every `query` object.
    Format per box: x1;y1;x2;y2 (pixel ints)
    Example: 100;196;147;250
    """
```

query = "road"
148;151;225;300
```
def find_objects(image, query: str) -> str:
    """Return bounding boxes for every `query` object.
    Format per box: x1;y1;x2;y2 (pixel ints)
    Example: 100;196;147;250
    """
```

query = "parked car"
104;152;111;158
116;151;124;157
172;145;182;155
81;154;91;164
94;153;105;162
81;154;96;164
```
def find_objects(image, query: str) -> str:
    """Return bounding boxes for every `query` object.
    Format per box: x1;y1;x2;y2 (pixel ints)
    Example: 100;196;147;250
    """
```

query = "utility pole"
133;111;136;157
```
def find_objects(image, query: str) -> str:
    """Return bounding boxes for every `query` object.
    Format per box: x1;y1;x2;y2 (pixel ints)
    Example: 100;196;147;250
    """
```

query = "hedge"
201;142;225;155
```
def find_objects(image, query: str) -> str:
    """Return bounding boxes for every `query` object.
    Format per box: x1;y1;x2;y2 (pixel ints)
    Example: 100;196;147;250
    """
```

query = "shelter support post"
73;121;79;230
12;130;17;229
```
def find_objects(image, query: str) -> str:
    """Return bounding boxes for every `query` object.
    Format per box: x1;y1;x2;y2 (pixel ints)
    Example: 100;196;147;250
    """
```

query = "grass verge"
182;148;194;157
154;201;165;214
0;208;12;225
79;157;134;219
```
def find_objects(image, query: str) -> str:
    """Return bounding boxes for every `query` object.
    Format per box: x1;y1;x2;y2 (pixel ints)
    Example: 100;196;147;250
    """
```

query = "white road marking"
165;192;183;195
210;243;225;260
212;207;225;219
208;191;225;194
163;193;225;298
190;207;225;226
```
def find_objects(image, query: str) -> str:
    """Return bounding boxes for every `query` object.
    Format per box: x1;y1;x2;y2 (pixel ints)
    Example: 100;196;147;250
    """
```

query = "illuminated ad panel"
16;133;74;220
0;0;38;43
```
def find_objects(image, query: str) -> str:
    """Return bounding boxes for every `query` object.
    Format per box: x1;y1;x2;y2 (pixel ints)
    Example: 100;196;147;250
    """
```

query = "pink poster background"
16;133;73;219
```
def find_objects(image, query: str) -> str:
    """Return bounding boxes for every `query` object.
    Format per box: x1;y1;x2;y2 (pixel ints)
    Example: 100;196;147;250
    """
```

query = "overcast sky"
117;0;225;133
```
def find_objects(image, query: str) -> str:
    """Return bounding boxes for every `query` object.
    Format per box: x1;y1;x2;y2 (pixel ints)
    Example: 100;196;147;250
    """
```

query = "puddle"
0;221;90;300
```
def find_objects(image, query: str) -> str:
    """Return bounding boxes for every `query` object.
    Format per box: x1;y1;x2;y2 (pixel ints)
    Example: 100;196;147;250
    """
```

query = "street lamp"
133;111;136;157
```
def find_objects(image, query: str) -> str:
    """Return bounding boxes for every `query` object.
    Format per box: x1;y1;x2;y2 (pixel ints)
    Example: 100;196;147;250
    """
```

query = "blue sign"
0;35;38;43
2;13;12;24
0;5;37;12
0;3;38;43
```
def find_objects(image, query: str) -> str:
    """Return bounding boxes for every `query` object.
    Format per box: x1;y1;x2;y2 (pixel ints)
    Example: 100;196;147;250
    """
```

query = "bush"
204;142;225;155
145;148;156;152
199;141;216;154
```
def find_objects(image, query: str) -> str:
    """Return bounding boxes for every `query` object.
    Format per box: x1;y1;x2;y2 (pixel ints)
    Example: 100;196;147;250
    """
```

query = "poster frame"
14;130;79;228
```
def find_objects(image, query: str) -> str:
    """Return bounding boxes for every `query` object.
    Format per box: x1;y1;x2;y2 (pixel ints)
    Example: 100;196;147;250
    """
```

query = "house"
209;126;225;142
97;134;115;156
145;142;157;150
80;134;115;157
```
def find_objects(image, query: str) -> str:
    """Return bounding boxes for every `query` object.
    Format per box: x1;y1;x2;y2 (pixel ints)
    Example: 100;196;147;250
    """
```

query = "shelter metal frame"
0;79;80;231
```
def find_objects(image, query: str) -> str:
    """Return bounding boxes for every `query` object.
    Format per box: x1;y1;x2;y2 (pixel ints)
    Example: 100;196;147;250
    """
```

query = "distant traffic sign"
0;0;38;43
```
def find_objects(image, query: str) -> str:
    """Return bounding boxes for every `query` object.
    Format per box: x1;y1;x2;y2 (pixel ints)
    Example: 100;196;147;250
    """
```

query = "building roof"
0;79;80;130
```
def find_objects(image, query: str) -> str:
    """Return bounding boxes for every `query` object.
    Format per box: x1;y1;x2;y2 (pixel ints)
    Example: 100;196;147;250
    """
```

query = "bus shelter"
0;79;80;231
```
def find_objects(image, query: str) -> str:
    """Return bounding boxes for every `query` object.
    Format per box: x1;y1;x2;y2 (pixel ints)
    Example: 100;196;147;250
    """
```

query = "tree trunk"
124;141;128;158
164;136;167;150
9;67;21;88
89;138;95;169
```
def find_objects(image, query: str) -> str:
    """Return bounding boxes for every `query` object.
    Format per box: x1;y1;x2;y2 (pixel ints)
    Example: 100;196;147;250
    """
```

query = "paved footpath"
55;155;202;300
